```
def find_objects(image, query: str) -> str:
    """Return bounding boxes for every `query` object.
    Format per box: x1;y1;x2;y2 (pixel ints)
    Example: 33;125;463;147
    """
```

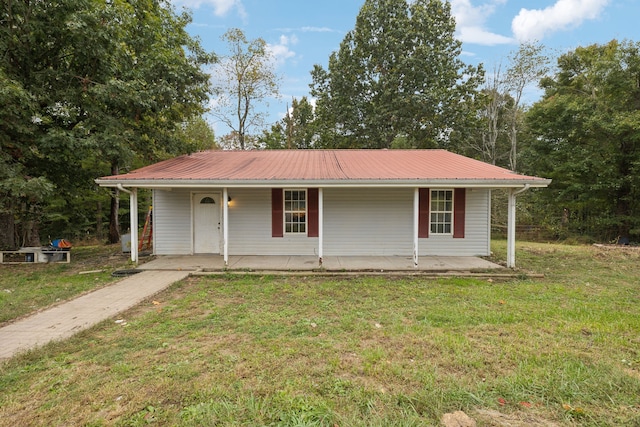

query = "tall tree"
525;40;640;241
310;0;483;149
503;42;549;171
463;65;512;166
174;117;217;153
1;0;213;245
211;28;280;150
259;97;317;149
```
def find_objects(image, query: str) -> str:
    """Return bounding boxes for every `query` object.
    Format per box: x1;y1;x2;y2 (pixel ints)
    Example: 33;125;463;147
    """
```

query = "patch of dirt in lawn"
473;409;562;426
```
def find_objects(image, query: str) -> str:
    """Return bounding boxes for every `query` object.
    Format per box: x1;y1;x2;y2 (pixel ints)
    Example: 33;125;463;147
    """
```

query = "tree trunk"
108;188;120;244
0;212;16;250
96;200;103;241
23;219;41;247
108;163;121;244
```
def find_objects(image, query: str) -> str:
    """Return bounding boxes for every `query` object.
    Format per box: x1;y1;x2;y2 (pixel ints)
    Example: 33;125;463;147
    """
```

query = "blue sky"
171;0;640;137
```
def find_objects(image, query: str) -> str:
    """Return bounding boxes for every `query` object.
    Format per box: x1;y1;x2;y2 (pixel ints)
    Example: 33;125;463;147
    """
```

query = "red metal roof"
96;149;550;187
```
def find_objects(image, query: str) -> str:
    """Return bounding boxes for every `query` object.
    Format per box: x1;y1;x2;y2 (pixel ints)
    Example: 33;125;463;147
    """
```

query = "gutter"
96;179;551;190
511;184;531;196
116;183;132;195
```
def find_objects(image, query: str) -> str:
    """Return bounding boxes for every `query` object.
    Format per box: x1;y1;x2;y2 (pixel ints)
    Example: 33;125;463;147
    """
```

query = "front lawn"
0;244;132;324
0;242;639;426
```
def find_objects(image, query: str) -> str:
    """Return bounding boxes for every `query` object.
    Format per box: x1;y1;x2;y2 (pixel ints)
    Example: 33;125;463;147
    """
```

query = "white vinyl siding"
227;188;317;255
152;186;491;257
420;188;491;256
153;189;193;255
323;188;414;256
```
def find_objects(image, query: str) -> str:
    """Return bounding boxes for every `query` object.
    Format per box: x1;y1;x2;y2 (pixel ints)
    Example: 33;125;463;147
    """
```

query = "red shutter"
307;188;319;237
271;188;283;237
453;188;466;238
418;188;430;238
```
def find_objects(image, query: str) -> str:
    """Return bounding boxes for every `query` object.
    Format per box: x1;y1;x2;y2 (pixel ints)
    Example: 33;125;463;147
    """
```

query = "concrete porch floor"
137;255;503;273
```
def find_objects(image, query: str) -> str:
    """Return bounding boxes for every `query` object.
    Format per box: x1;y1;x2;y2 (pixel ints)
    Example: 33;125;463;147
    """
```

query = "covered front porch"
137;254;503;273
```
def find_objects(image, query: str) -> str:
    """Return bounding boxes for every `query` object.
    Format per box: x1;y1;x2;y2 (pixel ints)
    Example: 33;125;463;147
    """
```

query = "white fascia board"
95;178;551;189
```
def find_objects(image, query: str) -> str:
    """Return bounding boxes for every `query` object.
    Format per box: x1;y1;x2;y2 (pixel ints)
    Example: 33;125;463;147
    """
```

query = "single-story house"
95;149;550;268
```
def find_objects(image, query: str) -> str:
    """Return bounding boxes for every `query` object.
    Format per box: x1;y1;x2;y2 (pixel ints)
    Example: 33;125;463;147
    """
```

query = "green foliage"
310;0;483;149
259;97;317;149
173;117;217;154
212;28;280;150
457;85;513;166
525;40;640;241
461;43;551;170
1;0;214;243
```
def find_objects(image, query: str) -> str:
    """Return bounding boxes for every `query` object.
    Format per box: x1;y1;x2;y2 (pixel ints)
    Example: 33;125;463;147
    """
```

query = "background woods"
0;0;214;248
1;0;639;247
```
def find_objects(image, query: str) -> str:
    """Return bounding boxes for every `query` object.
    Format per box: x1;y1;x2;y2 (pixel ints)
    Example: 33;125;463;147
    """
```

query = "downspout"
223;188;229;267
413;188;419;268
507;184;530;268
318;188;324;267
117;184;138;264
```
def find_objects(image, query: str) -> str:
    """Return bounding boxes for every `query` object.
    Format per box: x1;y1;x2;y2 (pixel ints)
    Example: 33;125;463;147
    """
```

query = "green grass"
1;242;639;426
0;244;132;323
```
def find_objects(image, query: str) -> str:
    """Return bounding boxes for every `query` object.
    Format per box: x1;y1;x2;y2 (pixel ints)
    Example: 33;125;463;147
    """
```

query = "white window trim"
430;189;454;235
283;189;307;235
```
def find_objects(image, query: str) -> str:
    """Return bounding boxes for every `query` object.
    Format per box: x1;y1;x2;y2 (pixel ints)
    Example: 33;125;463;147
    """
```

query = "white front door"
193;193;221;253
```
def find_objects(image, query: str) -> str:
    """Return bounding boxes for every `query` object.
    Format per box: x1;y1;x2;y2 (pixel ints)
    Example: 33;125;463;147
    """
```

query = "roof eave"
95;178;551;189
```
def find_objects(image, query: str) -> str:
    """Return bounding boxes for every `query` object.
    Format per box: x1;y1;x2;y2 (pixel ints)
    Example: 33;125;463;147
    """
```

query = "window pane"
430;189;453;235
284;189;307;234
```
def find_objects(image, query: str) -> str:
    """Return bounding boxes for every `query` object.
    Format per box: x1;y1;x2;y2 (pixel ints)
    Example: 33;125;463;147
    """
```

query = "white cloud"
512;0;610;42
300;26;340;33
266;34;297;66
275;26;341;34
451;0;514;46
171;0;246;18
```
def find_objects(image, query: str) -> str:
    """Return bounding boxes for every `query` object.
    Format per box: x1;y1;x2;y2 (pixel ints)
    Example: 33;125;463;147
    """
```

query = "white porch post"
507;185;530;268
318;188;324;266
130;188;138;264
413;188;419;267
116;185;138;263
223;187;229;266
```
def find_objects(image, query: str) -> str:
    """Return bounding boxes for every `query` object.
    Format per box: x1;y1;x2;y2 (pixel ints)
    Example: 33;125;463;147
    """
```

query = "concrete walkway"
0;270;188;361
